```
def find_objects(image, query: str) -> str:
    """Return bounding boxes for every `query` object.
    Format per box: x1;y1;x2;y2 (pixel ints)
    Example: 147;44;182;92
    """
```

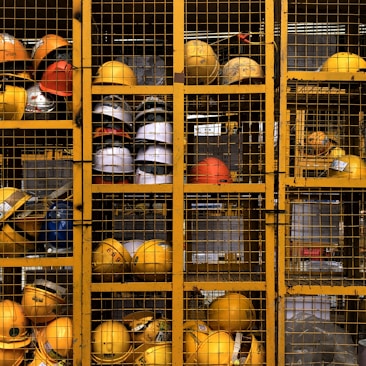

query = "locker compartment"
183;290;266;365
91;291;173;364
185;193;265;278
185;94;265;184
286;81;364;179
285;189;366;283
284;295;366;366
92;193;173;283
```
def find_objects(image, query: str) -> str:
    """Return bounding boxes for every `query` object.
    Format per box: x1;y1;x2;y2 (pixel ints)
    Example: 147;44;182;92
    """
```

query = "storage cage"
1;0;366;365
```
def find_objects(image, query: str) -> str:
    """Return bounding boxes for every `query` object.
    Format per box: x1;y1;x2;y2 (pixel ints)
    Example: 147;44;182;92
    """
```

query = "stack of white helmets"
134;96;173;184
92;95;134;184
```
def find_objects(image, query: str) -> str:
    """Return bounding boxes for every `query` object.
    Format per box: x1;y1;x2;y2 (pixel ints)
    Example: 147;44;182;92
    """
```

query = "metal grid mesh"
286;2;366;71
284;295;364;365
284;188;366;285
184;193;265;280
285;81;365;178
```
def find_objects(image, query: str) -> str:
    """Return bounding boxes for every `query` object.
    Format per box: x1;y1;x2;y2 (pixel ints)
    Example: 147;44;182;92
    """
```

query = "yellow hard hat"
28;346;60;366
123;311;171;343
0;300;31;348
131;239;173;281
188;330;234;366
0;223;35;255
221;57;264;85
239;334;265;366
0;71;34;87
0;85;27;120
133;343;172;366
31;34;70;73
92;238;132;281
183;320;211;361
37;316;73;361
328;146;346;158
320;52;366;72
91;320;132;364
0;33;30;63
184;40;220;85
12;207;45;240
329;154;366;179
207;292;256;332
21;279;67;324
0;346;26;366
93;61;137;86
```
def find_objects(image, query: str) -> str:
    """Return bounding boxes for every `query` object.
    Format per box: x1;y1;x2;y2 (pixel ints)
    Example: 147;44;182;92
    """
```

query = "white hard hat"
135;96;173;122
135;145;173;165
135;122;173;144
93;146;134;173
135;167;173;184
93;96;133;126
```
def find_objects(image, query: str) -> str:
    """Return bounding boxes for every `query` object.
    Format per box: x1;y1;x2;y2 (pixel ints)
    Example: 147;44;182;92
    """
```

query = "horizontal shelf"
90;280;266;293
91;84;266;95
0;256;74;268
283;177;366;189
287;71;366;82
91;183;266;194
0;120;74;129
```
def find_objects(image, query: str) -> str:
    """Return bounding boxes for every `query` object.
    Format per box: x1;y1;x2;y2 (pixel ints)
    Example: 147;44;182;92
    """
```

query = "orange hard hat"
0;33;30;63
189;157;233;184
39;60;73;96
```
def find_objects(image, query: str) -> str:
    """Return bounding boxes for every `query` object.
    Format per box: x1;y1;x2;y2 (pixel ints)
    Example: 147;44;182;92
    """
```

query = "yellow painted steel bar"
278;0;290;365
286;286;366;297
172;0;185;364
92;183;267;194
80;1;93;365
72;1;84;365
264;0;277;365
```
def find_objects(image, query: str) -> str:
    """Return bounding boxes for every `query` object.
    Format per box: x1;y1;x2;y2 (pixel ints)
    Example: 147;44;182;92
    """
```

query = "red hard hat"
189;157;233;184
39;60;73;96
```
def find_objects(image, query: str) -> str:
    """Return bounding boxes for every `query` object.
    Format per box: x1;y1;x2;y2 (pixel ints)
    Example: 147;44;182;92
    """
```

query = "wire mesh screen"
286;2;366;71
285;81;365;178
284;188;366;285
284;295;366;365
184;193;265;281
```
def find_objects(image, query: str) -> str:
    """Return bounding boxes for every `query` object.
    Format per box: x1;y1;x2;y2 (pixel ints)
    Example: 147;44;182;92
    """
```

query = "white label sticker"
0;201;13;219
194;123;221;136
330;159;348;172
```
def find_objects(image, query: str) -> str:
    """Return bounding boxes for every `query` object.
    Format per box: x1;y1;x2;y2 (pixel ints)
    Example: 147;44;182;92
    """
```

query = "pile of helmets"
92;238;173;282
90;59;174;185
183;292;265;366
184;38;265;85
0;33;73;121
0;187;37;255
0;294;72;366
92;311;172;365
0;186;73;257
20;279;72;365
92;61;136;184
134;97;174;184
91;96;134;184
122;311;172;366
